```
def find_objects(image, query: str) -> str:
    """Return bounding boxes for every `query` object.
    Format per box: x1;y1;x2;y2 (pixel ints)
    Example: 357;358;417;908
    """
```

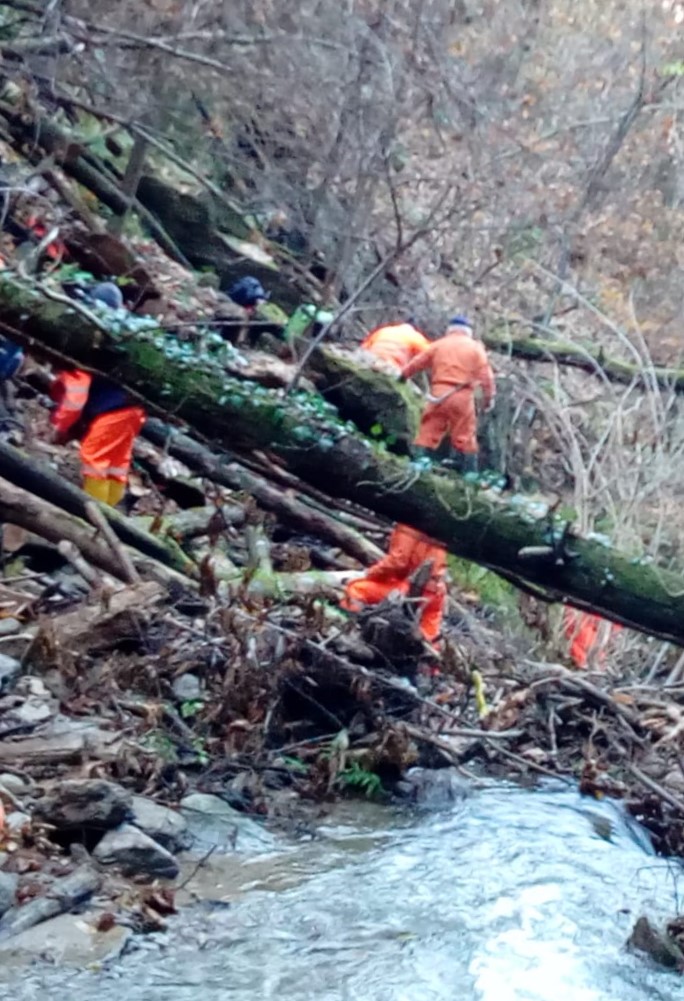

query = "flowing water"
6;783;684;1001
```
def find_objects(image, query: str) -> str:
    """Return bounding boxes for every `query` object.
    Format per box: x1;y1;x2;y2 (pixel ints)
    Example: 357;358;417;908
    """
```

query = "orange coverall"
361;323;430;369
341;524;447;644
401;332;495;454
562;608;621;669
50;371;145;506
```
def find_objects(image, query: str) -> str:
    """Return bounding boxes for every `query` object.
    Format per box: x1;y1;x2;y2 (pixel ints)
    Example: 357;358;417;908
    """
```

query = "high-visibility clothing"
50;370;93;436
26;216;67;262
80;406;146;483
402;331;495;455
341;524;447;643
562;608;621;669
361;323;431;369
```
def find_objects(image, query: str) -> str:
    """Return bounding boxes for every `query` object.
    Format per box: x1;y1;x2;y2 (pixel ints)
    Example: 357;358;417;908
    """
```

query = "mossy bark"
483;330;684;393
308;347;421;454
2;273;684;644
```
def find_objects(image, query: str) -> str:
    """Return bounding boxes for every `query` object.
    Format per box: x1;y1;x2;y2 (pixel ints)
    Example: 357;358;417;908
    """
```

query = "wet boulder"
628;915;684;970
93;824;179;879
395;767;471;808
131;796;191;853
180;793;275;854
34;779;132;832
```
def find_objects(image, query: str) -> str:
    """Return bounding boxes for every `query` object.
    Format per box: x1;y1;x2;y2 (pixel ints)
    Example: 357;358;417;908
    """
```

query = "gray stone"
395;767;471;808
171;673;202;702
628;915;684;969
0;911;130;968
4;811;29;833
93;824;179;879
131;795;191;853
0;619;20;637
0;871;18;916
34;779;132;831
180;792;275;854
0;773;32;796
0;653;20;693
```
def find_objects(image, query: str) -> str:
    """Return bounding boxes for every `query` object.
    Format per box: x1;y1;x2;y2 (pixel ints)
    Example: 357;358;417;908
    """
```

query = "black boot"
443;449;478;475
411;445;436;463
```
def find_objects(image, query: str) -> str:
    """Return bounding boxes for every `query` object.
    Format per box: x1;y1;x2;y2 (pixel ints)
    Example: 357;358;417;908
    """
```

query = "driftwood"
0;866;102;941
142;419;383;566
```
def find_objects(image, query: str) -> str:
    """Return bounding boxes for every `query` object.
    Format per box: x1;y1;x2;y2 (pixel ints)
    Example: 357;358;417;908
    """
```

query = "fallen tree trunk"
482;329;684;394
0;440;195;576
3;273;684;644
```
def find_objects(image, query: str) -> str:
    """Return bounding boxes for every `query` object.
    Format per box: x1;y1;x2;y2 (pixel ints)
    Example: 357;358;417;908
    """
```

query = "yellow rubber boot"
107;480;126;507
83;476;111;503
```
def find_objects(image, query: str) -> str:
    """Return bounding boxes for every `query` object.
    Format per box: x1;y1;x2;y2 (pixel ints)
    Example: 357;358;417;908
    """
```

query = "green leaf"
370;423;384;437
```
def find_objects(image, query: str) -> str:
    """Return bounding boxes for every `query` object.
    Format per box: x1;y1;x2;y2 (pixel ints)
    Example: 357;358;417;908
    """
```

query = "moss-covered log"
307;347;421;454
483;330;684;394
2;272;684;644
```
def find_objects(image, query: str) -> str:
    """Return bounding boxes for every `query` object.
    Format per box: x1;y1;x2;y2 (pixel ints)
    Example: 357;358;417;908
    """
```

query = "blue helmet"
227;275;269;308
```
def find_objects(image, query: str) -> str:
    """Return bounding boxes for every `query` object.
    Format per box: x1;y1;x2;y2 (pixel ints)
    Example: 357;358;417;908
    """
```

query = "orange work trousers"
415;388;477;454
341;524;447;643
563;608;620;669
80;406;146;483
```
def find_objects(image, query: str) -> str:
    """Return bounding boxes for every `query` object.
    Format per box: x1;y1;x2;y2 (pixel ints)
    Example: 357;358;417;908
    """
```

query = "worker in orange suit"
400;315;495;473
341;523;447;644
562;608;621;670
361;320;430;370
50;283;145;507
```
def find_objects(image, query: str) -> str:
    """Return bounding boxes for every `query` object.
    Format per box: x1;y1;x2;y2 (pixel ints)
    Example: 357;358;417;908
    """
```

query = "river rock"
395;767;471;808
180;793;275;853
4;811;29;833
34;779;132;831
171;673;202;702
0;911;130;968
0;772;32;796
0;871;18;916
0;653;21;693
0;618;20;638
93;824;179;879
131;795;191;853
628;915;684;969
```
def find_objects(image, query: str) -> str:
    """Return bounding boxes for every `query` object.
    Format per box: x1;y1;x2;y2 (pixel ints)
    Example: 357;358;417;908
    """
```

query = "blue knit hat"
449;314;472;329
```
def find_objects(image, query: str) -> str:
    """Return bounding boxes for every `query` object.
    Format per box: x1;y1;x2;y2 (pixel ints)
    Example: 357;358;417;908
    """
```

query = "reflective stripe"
82;464;129;477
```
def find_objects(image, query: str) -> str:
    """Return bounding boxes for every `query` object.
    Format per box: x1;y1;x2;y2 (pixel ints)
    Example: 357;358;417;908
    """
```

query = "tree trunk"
2;273;684;644
0;441;195;576
482;330;684;394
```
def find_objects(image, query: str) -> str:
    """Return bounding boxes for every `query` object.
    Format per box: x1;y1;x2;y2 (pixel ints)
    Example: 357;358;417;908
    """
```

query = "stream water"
7;783;684;1001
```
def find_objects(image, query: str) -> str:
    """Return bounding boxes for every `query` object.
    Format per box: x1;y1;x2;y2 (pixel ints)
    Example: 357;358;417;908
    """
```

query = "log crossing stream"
8;784;683;1000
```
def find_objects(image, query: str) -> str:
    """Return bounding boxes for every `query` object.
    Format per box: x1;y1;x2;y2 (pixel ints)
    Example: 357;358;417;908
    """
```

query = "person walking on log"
399;315;495;473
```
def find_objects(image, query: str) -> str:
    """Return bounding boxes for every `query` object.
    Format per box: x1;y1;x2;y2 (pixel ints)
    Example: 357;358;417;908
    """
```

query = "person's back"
361;322;429;369
422;332;491;392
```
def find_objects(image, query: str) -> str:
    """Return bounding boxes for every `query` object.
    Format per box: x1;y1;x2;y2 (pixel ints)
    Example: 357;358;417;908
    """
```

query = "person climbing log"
341;523;447;645
399;315;495;473
49;283;145;506
360;319;430;370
